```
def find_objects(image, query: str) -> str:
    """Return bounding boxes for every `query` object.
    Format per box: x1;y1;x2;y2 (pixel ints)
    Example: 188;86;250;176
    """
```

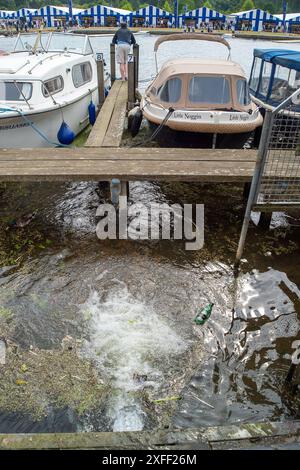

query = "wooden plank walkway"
85;80;127;148
0;148;258;182
1;420;300;450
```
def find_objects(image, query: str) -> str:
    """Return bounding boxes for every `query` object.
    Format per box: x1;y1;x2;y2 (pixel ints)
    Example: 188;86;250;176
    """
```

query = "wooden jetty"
0;420;299;450
85;81;128;148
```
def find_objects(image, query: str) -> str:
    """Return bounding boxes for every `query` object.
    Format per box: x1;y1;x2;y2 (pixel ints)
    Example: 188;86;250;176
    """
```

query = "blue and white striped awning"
230;9;282;31
15;8;36;18
0;10;16;19
34;5;73;26
276;13;300;25
186;7;226;22
178;7;226;27
79;5;131;25
289;15;300;24
129;5;172;26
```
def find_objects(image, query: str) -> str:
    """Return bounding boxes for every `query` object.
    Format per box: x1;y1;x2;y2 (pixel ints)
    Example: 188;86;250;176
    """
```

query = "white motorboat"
0;32;104;148
138;33;263;148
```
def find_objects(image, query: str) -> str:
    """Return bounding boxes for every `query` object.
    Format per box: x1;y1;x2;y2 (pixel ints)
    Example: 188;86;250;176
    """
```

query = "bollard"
96;54;105;108
110;179;129;207
110;178;121;206
127;54;136;110
133;43;139;88
110;43;116;84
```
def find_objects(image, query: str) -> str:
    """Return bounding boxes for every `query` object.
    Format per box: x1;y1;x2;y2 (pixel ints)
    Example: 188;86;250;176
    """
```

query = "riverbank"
234;31;300;41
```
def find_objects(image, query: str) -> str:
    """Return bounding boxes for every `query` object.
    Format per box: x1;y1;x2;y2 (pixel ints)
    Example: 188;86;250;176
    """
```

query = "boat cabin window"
258;61;273;97
42;76;64;97
188;76;230;104
158;77;182;103
249;57;263;93
72;62;93;88
0;81;32;101
270;65;298;102
237;79;251;106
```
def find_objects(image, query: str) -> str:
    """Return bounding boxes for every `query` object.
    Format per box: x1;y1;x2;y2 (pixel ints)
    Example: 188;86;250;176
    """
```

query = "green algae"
0;344;108;421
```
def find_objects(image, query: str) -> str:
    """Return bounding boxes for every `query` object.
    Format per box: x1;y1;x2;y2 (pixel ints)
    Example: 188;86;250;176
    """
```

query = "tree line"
0;1;299;16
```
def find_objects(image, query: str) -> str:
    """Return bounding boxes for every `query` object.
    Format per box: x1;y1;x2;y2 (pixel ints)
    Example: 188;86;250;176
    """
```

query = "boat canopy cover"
154;33;231;52
253;49;300;72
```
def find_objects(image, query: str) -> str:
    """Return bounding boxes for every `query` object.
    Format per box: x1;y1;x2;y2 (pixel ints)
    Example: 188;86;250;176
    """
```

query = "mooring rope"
129;107;174;148
0;106;70;147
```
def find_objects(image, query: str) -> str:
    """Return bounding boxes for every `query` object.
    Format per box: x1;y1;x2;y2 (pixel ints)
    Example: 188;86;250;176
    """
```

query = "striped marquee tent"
230;9;282;32
12;8;37;20
179;7;226;27
33;5;83;27
128;5;172;27
78;5;131;26
276;13;300;31
0;10;16;19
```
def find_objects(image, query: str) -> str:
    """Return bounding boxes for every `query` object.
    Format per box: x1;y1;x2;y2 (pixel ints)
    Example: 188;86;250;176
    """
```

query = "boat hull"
142;101;263;136
148;122;253;149
0;90;98;148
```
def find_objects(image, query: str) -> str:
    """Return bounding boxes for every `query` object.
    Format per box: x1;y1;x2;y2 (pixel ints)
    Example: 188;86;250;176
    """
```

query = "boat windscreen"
46;33;93;55
270;66;300;103
14;33;50;52
188;76;230;104
13;33;93;56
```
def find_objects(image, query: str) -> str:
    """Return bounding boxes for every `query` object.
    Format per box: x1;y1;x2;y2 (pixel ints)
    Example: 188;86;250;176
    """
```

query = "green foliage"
241;0;255;11
163;1;172;13
202;1;214;9
120;0;133;10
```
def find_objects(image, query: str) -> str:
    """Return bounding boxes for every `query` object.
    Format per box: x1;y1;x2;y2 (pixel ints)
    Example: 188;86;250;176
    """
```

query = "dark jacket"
112;28;136;45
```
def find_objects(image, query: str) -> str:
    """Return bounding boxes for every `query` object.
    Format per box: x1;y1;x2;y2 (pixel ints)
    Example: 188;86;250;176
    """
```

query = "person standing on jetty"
112;22;136;81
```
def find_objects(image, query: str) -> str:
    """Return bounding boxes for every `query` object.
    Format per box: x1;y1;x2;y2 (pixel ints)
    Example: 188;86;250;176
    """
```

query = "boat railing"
13;32;94;56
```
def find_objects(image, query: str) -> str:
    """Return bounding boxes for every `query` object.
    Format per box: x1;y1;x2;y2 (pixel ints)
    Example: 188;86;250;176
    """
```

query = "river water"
0;33;299;434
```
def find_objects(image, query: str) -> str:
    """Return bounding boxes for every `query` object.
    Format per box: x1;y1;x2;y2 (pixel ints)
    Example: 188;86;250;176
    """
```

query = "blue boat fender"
57;121;75;146
88;101;97;126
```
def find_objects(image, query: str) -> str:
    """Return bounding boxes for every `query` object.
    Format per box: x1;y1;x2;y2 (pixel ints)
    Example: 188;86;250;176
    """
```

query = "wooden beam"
0;148;259;183
0;148;258;162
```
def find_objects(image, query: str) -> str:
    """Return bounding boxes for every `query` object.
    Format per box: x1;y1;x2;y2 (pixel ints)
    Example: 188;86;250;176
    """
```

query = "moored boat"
249;48;300;110
139;33;263;148
0;32;105;148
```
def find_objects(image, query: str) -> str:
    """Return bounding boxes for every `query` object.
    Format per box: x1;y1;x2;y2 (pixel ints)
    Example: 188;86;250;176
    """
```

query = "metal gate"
236;88;300;263
254;94;300;207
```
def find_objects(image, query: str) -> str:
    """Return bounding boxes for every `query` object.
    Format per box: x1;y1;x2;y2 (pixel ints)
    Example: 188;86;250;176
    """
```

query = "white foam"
80;286;187;431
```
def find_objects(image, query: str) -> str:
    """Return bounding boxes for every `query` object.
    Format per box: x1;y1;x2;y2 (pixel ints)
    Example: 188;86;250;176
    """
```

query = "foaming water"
80;284;188;431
